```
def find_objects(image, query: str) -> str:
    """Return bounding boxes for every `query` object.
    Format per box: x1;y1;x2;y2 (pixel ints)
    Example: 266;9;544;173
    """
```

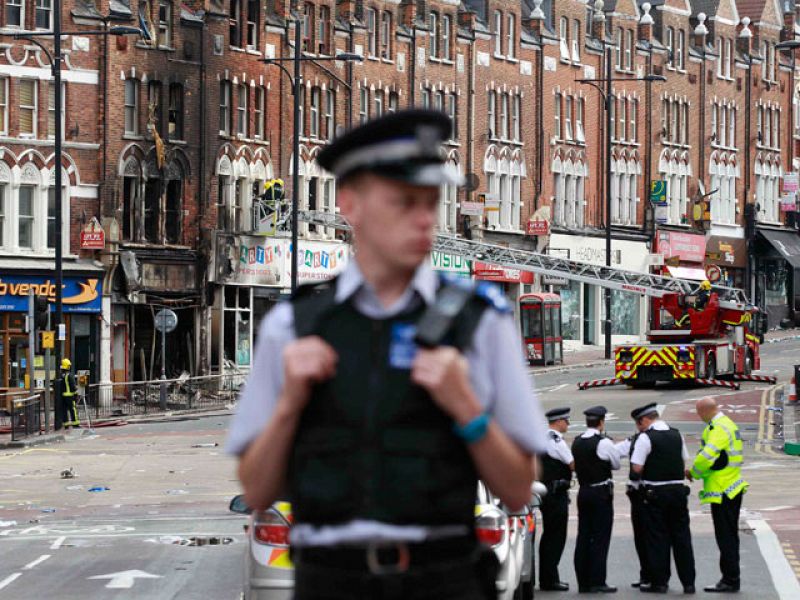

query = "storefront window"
560;280;581;341
764;260;788;307
602;289;640;335
223;286;251;368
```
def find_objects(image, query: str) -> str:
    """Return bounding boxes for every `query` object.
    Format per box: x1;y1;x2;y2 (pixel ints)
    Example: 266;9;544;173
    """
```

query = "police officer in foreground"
615;414;652;590
226;109;548;599
689;397;748;593
572;405;620;594
538;407;574;592
629;403;695;594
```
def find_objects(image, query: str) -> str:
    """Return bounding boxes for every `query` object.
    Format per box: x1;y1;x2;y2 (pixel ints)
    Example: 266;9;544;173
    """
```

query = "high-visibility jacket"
62;373;76;397
690;413;748;504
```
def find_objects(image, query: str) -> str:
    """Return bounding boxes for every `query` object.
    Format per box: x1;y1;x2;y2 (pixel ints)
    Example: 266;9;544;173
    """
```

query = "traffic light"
34;296;49;330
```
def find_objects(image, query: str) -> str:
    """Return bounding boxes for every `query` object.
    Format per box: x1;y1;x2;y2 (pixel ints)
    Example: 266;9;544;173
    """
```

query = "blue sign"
0;276;102;313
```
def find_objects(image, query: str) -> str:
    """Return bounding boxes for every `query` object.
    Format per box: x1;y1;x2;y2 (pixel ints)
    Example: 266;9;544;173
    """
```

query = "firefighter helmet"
61;358;72;370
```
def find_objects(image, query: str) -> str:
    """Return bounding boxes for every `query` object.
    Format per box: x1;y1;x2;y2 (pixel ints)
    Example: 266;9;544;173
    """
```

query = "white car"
230;481;542;600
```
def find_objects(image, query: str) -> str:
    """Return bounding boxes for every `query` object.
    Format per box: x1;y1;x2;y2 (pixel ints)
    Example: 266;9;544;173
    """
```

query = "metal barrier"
11;394;42;441
83;373;245;420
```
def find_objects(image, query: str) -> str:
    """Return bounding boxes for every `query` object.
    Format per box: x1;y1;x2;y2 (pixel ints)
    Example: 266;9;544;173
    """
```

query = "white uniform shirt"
578;428;621;486
226;261;548;545
545;428;574;465
630;420;689;486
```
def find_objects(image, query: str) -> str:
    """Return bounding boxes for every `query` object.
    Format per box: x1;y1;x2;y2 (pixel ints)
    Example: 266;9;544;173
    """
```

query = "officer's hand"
684;469;693;482
411;347;481;424
279;336;338;413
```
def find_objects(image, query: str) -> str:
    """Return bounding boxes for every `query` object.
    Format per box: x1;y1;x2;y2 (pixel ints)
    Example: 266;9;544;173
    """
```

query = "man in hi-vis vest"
59;358;80;428
688;397;747;593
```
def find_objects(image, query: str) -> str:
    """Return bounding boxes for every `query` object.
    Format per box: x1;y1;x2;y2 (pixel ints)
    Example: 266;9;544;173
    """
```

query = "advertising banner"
0;276;102;313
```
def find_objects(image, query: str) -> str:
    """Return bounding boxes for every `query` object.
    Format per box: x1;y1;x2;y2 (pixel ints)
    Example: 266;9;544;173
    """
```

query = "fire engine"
296;211;775;391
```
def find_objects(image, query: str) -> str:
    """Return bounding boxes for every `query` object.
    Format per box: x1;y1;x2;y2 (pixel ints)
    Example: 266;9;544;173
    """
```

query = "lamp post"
263;18;362;294
578;57;666;359
2;21;142;430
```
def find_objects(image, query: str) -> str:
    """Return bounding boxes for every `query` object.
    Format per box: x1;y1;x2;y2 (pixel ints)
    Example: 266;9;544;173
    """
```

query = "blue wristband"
453;412;490;444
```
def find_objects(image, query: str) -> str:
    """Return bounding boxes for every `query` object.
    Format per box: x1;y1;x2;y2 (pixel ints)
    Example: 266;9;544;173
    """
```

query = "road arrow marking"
88;570;162;589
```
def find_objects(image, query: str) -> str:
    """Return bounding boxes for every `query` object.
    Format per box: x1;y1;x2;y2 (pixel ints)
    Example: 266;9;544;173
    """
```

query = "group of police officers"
540;399;748;594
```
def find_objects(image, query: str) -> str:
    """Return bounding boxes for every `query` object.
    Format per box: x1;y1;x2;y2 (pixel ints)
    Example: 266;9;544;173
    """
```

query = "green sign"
430;251;471;275
650;180;667;205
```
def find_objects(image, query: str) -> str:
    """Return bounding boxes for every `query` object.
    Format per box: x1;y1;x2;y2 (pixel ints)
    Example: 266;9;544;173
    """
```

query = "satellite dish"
463;173;480;192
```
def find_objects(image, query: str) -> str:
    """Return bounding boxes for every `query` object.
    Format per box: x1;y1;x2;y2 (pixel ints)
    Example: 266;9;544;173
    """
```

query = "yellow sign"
41;331;55;349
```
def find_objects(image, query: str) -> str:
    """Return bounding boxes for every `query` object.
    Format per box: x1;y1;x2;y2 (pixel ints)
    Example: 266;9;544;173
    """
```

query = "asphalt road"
0;337;797;599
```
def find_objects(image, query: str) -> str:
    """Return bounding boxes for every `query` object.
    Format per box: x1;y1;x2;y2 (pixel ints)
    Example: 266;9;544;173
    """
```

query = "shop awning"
758;229;800;269
666;266;708;281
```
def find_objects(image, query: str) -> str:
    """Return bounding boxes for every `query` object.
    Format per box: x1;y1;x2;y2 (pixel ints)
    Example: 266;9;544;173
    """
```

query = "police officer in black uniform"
572;405;620;593
629;403;696;594
229;109;548;600
538;407;574;591
615;412;652;590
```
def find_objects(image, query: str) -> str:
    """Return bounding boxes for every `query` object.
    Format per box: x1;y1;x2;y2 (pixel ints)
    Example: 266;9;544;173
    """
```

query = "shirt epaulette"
549;430;560;441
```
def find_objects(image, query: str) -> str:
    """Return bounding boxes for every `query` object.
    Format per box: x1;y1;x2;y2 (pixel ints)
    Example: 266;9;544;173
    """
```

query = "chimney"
401;0;417;28
523;0;545;35
638;2;654;43
337;0;356;22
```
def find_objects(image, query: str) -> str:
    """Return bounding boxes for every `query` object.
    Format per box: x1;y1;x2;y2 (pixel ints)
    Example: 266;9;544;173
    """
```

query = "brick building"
0;0;798;390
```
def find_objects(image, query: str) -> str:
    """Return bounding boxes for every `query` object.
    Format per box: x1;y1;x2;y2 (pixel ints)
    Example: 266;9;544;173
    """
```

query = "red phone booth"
520;293;563;366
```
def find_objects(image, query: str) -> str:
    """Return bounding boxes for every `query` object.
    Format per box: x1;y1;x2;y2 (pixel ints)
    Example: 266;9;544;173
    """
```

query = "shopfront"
0;269;103;389
473;262;534;325
753;228;800;328
548;234;649;349
704;236;747;289
209;235;349;373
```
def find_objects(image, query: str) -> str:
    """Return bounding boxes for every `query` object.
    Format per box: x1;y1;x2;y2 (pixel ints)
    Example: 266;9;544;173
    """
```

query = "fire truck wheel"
706;355;717;380
744;350;753;376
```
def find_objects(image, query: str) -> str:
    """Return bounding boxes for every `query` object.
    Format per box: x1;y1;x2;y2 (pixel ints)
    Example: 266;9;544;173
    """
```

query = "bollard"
789;366;799;404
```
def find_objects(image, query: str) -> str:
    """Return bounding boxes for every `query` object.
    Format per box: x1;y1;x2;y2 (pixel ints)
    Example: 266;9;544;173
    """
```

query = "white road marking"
88;569;162;589
748;519;800;599
0;573;21;590
760;506;795;512
549;384;568;393
23;555;50;570
50;536;65;549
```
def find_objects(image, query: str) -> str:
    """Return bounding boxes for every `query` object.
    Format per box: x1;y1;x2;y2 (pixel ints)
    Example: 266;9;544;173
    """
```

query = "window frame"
624;29;633;71
512;94;520;141
48;81;65;140
6;0;23;29
630;98;637;142
380;11;392;59
618;96;626;141
254;86;265;139
359;87;368;124
123;78;138;136
559;17;570;61
219;80;231;136
158;0;172;48
367;8;378;58
666;27;675;68
507;13;515;59
429;11;439;59
677;30;685;70
318;5;330;54
488;91;496;138
564;95;573;141
0;78;8;135
441;14;451;61
18;79;38;137
246;0;259;49
495;11;503;56
448;92;457;139
18;185;34;250
575;96;584;142
35;0;52;30
309;87;320;138
571;18;580;63
236;83;248;137
324;88;334;140
168;82;183;140
554;92;561;139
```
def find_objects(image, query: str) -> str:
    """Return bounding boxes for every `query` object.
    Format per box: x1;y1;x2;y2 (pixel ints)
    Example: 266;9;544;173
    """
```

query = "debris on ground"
145;535;234;546
88;486;110;492
191;443;218;448
165;489;189;495
66;485;83;491
41;508;56;513
60;467;75;479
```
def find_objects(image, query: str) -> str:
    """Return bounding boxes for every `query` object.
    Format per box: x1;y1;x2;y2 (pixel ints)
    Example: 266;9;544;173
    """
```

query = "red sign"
474;262;534;284
526;220;549;236
80;230;105;250
656;231;706;264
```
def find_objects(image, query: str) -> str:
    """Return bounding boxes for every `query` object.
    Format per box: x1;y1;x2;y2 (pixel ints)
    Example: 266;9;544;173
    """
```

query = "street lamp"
578;33;666;359
2;14;143;430
263;18;362;294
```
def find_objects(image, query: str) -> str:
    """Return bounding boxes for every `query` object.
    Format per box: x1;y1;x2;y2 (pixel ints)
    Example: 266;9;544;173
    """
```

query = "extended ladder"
297;210;749;306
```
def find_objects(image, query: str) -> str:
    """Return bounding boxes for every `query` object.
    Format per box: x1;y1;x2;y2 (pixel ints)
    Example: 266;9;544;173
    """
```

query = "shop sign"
213;235;283;286
781;194;797;211
656;231;706;264
526;220;549;236
430;251;471;275
705;237;746;268
783;173;799;193
0;276;102;313
650;180;668;205
473;262;534;283
286;240;350;283
80;218;105;250
460;201;483;216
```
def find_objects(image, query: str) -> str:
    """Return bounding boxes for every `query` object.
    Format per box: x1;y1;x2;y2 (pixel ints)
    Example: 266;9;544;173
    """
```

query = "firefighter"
538;406;574;592
688;397;748;593
227;109;548;599
572;405;619;594
694;280;712;310
59;358;80;428
630;403;695;594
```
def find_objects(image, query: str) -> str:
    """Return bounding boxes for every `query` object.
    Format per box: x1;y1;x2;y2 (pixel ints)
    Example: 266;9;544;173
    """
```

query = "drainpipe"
695;15;708;208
